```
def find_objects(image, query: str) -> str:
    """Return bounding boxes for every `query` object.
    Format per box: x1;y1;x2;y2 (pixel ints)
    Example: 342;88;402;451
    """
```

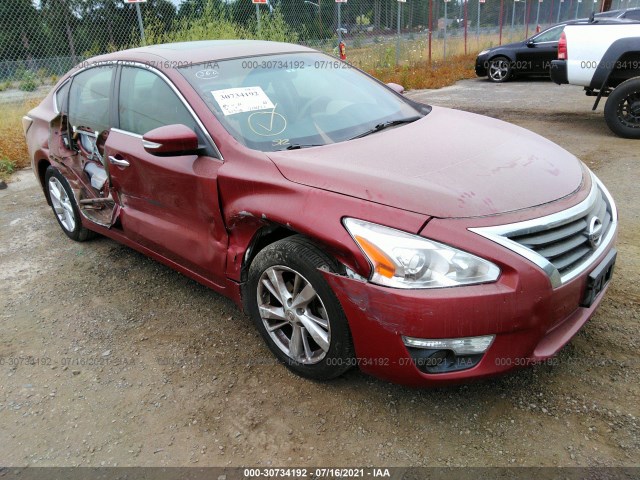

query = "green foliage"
144;1;297;46
259;9;298;43
353;34;364;49
0;81;12;92
19;70;38;92
356;14;370;26
375;46;395;69
0;157;16;176
145;2;246;44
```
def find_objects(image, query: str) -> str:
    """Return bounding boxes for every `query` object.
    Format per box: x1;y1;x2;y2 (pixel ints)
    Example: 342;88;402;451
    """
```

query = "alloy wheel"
48;177;76;232
257;265;331;365
489;59;510;82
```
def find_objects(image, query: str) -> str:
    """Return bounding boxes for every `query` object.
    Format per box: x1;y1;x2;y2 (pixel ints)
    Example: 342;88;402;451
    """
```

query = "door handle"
109;156;130;167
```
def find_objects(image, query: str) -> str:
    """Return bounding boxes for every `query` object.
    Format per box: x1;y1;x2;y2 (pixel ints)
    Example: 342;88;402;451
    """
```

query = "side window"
533;26;563;43
119;67;196;136
68;66;114;133
624;11;640;20
55;80;71;113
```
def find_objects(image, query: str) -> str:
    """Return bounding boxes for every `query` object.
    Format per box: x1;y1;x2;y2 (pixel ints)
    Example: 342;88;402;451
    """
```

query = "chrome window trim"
111;128;142;139
469;172;618;289
117;61;224;161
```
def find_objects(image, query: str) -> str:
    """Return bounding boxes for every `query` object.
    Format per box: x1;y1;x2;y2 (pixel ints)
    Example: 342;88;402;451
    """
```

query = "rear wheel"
487;56;512;83
45;166;94;241
246;235;355;380
604;77;640;139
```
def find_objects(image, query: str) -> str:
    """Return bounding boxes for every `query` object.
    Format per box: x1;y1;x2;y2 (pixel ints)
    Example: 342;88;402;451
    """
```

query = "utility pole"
135;3;145;45
396;0;404;65
124;0;146;46
444;0;448;59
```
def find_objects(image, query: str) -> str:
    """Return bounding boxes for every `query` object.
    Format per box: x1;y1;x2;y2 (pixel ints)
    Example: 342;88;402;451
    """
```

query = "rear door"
56;65;118;227
104;65;228;286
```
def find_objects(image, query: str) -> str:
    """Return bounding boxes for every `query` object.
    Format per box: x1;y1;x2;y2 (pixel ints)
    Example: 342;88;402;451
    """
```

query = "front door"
522;25;564;73
105;66;228;286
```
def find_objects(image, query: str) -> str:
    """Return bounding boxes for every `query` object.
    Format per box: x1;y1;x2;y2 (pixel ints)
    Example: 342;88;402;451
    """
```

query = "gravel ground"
0;78;638;468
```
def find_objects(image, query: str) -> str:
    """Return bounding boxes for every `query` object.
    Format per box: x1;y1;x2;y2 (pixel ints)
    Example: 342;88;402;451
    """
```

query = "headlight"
478;49;490;56
343;218;500;289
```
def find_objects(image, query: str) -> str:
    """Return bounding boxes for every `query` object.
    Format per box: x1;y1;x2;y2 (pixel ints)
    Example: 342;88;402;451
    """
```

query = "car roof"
535;17;626;33
88;40;316;66
595;7;640;17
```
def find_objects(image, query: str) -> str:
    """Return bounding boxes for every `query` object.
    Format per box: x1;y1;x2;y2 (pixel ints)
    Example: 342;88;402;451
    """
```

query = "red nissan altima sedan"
23;40;617;386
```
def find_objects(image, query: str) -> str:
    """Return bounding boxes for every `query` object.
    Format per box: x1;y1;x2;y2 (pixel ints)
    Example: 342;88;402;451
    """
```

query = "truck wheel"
487;56;512;83
604;77;640;139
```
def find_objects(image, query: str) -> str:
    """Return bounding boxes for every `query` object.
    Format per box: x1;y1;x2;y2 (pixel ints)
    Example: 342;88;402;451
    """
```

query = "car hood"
266;106;584;218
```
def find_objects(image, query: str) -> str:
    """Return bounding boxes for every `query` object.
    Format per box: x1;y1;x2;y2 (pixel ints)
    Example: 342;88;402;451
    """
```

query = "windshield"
179;52;423;152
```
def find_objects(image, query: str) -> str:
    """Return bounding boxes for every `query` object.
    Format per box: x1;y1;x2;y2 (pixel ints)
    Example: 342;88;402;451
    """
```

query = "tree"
0;0;44;62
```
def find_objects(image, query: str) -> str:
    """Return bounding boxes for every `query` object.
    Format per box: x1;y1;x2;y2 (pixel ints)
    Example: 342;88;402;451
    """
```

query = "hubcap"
617;90;640;129
48;177;76;232
489;59;509;81
257;265;331;364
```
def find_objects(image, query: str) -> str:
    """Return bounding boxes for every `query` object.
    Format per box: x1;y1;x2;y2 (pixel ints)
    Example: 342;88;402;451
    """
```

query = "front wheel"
604;77;640;139
487;56;512;83
246;235;355;380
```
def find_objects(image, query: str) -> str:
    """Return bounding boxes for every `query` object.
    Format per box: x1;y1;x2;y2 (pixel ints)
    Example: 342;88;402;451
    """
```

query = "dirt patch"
0;78;638;468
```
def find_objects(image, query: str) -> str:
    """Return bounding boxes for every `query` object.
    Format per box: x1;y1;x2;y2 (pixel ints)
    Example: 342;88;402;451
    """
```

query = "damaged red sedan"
23;40;617;386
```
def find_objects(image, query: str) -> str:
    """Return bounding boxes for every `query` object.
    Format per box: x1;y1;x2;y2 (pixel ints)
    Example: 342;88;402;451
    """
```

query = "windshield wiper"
348;115;422;140
285;143;324;150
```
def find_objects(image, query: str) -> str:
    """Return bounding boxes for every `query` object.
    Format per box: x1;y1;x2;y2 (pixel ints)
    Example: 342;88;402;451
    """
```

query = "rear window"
68;66;114;133
55;80;70;113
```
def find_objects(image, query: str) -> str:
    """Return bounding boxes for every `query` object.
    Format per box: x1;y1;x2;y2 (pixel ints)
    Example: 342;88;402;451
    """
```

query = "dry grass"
364;53;477;90
0;98;41;181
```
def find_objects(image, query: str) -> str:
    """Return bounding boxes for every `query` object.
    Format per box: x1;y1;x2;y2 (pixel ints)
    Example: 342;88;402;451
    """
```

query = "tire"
44;166;94;241
487;56;512;83
604;77;640;139
246;235;355;381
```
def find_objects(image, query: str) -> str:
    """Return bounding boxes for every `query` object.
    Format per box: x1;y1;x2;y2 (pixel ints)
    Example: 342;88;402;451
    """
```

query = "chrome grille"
469;173;617;288
507;187;612;276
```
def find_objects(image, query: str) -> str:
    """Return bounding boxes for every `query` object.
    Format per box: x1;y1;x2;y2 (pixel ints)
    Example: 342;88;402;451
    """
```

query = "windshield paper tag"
211;87;274;116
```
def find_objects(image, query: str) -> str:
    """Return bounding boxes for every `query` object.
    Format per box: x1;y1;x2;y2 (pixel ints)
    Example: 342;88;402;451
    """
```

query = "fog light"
402;335;495;374
402;335;495;355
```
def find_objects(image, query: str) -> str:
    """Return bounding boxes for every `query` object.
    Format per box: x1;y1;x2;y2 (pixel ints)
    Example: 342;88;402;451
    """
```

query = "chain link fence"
0;0;632;93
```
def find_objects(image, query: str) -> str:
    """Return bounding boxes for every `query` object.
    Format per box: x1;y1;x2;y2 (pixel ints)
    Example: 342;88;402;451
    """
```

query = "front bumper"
551;60;568;85
323;185;617;386
475;54;489;77
324;250;613;386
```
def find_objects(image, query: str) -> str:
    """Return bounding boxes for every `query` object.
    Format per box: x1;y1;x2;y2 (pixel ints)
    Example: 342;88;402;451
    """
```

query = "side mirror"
386;82;405;94
142;124;200;156
526;39;535;47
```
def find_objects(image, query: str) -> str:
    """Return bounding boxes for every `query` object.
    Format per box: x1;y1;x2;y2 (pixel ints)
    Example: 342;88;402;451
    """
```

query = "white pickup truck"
550;22;640;138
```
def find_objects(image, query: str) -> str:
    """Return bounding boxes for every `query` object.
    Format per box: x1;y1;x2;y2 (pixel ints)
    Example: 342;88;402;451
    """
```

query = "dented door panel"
104;130;228;287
